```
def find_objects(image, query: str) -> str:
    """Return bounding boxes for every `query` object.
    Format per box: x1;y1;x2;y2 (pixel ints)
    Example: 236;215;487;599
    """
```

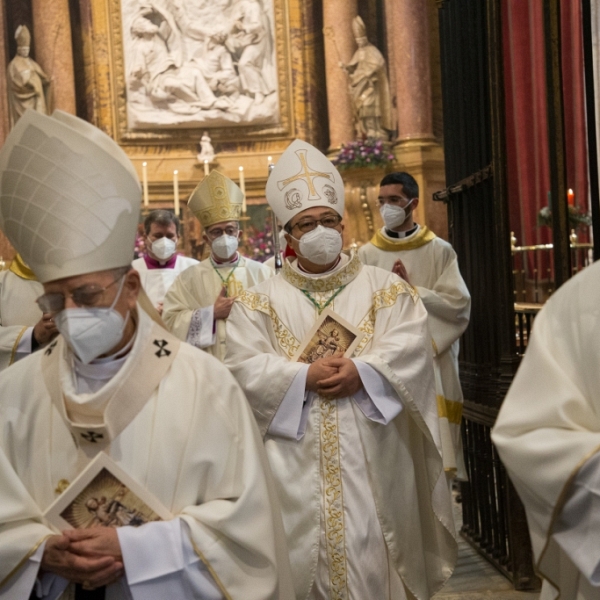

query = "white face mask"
151;237;176;261
293;225;343;265
380;200;414;229
211;234;239;260
54;276;129;364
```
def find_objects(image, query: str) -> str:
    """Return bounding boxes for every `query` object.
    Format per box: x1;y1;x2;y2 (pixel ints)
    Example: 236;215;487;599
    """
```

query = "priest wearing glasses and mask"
358;172;471;483
225;140;457;600
0;110;293;599
162;170;272;362
131;209;198;316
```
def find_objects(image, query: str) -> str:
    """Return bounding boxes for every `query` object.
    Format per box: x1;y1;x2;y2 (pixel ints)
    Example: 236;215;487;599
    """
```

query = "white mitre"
0;109;141;283
266;139;345;226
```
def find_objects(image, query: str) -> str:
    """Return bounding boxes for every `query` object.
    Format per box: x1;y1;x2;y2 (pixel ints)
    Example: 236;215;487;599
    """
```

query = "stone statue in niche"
197;131;216;163
7;25;51;127
122;0;279;130
340;16;394;140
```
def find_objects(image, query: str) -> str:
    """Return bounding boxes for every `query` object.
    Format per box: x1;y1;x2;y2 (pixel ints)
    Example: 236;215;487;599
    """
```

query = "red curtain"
502;0;589;248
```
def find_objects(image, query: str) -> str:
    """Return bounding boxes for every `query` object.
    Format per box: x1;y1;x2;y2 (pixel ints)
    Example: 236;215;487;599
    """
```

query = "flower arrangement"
537;205;591;229
240;223;275;263
332;138;395;170
133;226;146;259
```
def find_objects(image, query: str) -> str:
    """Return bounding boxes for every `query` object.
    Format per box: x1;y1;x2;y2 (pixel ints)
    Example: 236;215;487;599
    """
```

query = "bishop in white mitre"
163;170;272;361
131;209;198;315
0;252;56;371
225;140;457;600
0;110;294;600
492;260;600;600
358;171;471;480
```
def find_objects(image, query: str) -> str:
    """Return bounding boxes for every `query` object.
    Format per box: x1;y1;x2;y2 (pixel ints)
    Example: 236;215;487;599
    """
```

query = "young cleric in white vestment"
358;172;471;480
163;170;272;361
225;139;457;600
492;260;600;600
0;253;57;371
0;110;294;600
131;209;198;315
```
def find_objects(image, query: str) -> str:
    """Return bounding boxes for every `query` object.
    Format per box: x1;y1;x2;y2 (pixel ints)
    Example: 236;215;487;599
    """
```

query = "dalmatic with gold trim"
162;256;273;362
226;253;457;600
0;255;44;372
0;305;293;599
359;227;471;480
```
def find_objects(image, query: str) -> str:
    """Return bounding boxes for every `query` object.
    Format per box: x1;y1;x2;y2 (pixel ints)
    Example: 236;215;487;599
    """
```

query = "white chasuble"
0;267;44;371
0;306;294;600
225;253;457;600
132;254;198;308
163;255;273;361
492;260;600;600
359;227;471;479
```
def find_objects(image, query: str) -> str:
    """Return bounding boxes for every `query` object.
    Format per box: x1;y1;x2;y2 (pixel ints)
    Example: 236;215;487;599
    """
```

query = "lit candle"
567;188;575;206
239;166;246;215
267;155;273;165
142;162;149;207
204;159;209;176
173;170;180;215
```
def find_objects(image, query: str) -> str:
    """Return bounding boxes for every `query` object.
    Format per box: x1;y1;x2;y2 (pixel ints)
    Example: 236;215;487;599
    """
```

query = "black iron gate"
435;0;537;589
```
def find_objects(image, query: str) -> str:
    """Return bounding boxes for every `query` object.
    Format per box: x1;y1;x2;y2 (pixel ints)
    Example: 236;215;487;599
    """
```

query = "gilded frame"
84;0;295;145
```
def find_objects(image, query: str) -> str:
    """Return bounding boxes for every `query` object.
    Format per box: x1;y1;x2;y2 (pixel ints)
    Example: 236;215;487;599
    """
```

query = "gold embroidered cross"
277;149;334;200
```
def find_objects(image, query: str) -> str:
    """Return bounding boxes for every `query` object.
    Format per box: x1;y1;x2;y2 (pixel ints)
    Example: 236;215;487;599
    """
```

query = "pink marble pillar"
31;0;76;115
387;0;435;142
323;0;358;150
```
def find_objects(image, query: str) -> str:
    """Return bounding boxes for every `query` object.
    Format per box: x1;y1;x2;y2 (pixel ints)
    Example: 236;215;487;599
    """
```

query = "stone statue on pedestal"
340;16;394;140
7;25;51;127
197;131;216;163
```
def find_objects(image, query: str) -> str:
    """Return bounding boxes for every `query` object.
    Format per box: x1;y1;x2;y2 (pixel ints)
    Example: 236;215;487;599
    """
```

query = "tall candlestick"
567;188;575;206
204;159;209;176
239;166;246;215
173;170;180;215
142;162;149;207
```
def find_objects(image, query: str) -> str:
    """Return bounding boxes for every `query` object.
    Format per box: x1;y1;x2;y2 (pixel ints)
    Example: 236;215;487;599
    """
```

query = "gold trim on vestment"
436;395;463;425
535;443;600;599
236;290;300;358
189;538;233;600
370;226;436;252
353;280;419;357
8;253;37;281
9;326;28;365
282;253;362;293
320;398;349;599
0;534;52;588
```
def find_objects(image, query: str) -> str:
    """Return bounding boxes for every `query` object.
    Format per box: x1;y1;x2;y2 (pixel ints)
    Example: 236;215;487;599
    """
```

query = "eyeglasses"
291;214;342;234
205;226;239;240
36;276;123;314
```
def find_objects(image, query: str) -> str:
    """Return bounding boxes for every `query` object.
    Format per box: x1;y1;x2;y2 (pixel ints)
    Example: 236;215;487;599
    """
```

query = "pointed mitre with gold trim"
0;109;141;283
265;139;345;226
188;170;243;228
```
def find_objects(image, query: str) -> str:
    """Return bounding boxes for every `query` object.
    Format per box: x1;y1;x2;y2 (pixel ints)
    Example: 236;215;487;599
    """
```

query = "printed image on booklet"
293;308;364;364
44;452;173;531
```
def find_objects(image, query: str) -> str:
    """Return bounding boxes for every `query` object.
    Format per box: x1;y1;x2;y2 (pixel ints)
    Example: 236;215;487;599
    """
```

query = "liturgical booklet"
293;308;364;364
44;452;173;531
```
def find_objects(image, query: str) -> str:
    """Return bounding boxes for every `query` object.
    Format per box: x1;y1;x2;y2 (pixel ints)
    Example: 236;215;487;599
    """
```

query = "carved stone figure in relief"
122;0;279;129
7;26;51;127
340;16;394;140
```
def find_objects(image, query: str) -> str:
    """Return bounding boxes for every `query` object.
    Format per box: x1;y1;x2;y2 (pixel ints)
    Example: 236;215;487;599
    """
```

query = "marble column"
323;0;358;151
31;0;76;114
0;0;10;146
387;0;435;143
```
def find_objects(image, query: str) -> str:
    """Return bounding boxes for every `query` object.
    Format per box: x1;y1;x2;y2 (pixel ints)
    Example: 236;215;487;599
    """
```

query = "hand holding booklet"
43;452;172;531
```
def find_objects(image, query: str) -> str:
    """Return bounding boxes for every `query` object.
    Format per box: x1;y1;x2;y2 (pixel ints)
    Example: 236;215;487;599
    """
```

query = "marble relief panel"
121;0;279;129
